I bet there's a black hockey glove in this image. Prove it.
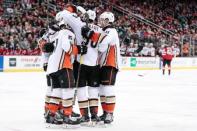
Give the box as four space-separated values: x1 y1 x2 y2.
81 25 94 39
39 28 47 38
77 45 87 55
42 43 54 53
43 63 48 72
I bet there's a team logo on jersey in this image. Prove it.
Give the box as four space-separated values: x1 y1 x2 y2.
9 58 16 67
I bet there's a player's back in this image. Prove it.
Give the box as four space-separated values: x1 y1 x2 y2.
47 29 75 74
98 27 120 69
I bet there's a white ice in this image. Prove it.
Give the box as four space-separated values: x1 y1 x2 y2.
0 70 197 131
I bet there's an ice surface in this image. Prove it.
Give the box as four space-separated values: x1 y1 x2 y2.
0 70 197 131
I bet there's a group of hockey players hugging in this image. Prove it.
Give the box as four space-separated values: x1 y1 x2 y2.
38 3 120 127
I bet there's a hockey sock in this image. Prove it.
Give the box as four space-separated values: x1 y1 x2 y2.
79 107 89 116
77 87 89 116
45 96 50 112
48 103 60 115
100 96 107 112
62 88 75 116
162 69 165 75
48 88 62 114
99 85 107 113
105 96 116 113
63 105 73 116
103 86 116 113
89 107 98 116
62 98 73 116
59 101 63 110
88 87 99 115
45 86 53 112
168 66 171 75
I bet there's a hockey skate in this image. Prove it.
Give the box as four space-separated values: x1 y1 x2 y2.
99 111 107 121
90 114 101 126
45 110 63 129
79 115 90 126
71 111 80 118
62 115 80 129
104 113 114 124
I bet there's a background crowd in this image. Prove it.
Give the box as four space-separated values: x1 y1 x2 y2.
0 0 196 56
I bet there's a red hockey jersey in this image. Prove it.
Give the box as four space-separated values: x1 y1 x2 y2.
161 47 174 60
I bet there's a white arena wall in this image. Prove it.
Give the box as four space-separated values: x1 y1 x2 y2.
0 56 197 72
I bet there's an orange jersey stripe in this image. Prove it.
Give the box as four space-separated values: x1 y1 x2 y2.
62 53 72 69
105 45 117 68
72 45 79 56
90 32 100 43
58 50 64 70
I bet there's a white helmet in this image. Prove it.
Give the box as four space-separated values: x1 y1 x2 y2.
87 10 96 21
55 11 63 22
77 6 86 15
99 12 115 23
58 20 70 29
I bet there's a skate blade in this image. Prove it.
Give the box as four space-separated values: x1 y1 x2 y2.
62 124 80 129
80 121 91 127
45 123 62 129
83 121 108 128
88 121 97 127
94 121 113 128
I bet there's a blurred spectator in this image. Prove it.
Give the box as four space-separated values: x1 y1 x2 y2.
182 42 189 57
0 0 196 56
172 44 180 57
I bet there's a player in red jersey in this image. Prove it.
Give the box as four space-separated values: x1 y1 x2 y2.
160 44 174 75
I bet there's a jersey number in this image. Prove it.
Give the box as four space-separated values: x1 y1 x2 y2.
83 39 98 48
52 39 59 52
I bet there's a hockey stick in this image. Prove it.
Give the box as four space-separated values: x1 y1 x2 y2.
73 55 83 105
73 14 89 105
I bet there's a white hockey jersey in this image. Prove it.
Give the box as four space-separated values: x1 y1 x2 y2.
60 10 103 66
37 33 51 65
46 29 76 75
98 27 120 69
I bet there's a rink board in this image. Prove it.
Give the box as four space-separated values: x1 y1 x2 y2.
0 56 197 72
3 56 43 72
120 57 197 70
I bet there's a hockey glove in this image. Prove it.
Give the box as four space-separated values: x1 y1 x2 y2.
43 63 48 72
42 43 54 53
77 45 87 55
81 25 94 39
39 28 47 38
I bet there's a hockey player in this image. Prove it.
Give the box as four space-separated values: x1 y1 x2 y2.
75 9 103 124
41 21 87 126
97 12 120 124
38 28 53 119
56 7 105 124
78 11 120 124
160 44 174 75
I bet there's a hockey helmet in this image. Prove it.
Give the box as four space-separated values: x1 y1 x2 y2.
86 10 96 21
